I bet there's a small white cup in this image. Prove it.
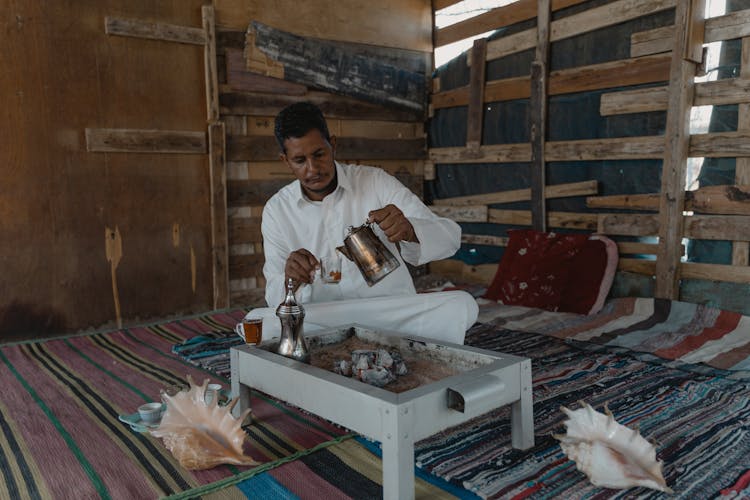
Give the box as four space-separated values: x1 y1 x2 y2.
205 383 222 405
138 402 163 424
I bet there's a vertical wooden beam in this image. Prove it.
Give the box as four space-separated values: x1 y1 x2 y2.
466 38 487 152
530 0 551 231
209 122 229 309
655 0 705 299
202 5 220 122
732 36 750 266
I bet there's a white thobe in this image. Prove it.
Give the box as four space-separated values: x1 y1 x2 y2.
251 162 477 344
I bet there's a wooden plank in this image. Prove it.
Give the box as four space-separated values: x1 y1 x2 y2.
619 258 656 275
434 0 587 48
655 0 704 299
228 215 263 242
227 135 425 162
689 131 750 158
85 128 207 154
598 213 660 236
733 37 750 266
601 78 750 116
484 0 675 62
229 253 264 279
587 193 660 211
686 215 750 241
685 185 750 215
630 26 673 57
600 86 668 116
435 180 597 206
249 21 426 113
461 234 508 247
245 114 421 138
466 39 487 152
220 90 422 121
704 8 750 43
424 161 435 181
428 259 498 286
208 123 229 309
627 9 750 56
545 135 665 161
530 0 551 232
228 179 293 207
224 49 307 95
681 261 750 283
104 16 207 45
487 209 598 230
618 242 661 255
433 54 670 109
429 135 663 164
433 0 463 11
429 205 488 222
202 6 220 122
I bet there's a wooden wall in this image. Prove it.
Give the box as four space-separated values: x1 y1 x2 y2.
428 0 750 313
212 0 432 307
0 0 211 341
0 0 432 340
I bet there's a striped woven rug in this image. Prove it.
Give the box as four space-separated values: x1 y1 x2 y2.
0 310 364 499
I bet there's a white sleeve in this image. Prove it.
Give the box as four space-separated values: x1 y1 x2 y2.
374 169 461 266
261 204 313 307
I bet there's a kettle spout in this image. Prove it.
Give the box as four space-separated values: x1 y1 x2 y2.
336 246 353 261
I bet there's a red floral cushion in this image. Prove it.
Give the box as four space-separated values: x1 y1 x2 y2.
484 230 618 314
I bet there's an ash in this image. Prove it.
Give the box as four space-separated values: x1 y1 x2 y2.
309 337 458 393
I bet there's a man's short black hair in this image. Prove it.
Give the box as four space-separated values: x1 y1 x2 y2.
274 101 331 153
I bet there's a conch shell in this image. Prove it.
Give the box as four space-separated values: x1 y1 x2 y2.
555 402 672 493
150 376 259 470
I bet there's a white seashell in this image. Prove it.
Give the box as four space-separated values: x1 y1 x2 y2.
555 402 672 493
150 375 258 470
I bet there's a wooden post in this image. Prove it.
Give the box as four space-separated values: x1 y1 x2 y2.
209 122 230 309
732 37 750 266
655 0 705 299
530 0 550 232
466 38 487 153
202 5 220 123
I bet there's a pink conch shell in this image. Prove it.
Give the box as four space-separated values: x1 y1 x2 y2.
555 402 672 493
150 376 259 470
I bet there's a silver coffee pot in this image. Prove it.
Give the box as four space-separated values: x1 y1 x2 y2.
275 278 310 363
336 221 401 287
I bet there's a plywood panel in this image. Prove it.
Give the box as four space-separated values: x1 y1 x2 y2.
213 0 432 52
0 0 209 339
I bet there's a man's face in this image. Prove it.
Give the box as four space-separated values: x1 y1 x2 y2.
280 129 337 201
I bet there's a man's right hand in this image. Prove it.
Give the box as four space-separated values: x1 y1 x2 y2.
284 248 319 286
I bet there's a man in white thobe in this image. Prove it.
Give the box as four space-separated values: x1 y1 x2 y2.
238 102 477 344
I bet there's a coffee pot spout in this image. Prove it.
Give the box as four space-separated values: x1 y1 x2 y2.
336 245 353 261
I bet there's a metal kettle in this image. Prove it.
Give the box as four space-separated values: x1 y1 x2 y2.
336 222 401 287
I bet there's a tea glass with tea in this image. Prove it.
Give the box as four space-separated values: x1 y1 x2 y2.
235 317 263 345
319 254 342 284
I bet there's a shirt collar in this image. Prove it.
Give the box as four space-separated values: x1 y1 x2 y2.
295 161 349 207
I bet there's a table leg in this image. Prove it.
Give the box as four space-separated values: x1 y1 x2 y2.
381 403 415 500
511 359 534 449
230 347 252 419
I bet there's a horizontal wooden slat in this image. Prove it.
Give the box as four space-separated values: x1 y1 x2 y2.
488 209 598 229
628 9 750 57
229 253 264 278
483 0 675 62
85 128 207 154
428 259 497 286
690 131 750 158
618 242 659 255
598 213 660 236
435 0 587 48
685 185 750 215
461 234 508 247
618 257 656 275
433 53 670 108
681 261 750 283
433 0 463 11
104 16 206 45
220 90 422 121
224 49 307 95
228 216 262 243
429 142 531 163
434 180 598 205
228 179 291 207
227 135 426 162
429 205 488 222
587 193 660 211
601 78 750 116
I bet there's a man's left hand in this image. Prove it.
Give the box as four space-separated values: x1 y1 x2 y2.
368 204 418 243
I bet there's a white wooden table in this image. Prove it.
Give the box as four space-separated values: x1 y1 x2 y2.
231 325 533 500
